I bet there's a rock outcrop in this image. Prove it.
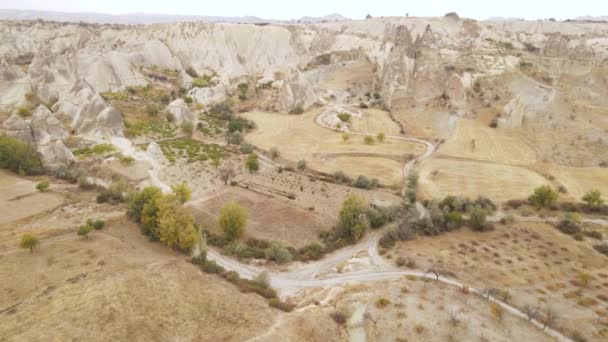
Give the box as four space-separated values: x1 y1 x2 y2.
278 70 318 112
166 99 193 124
189 84 229 107
2 114 34 145
52 79 124 136
30 105 70 145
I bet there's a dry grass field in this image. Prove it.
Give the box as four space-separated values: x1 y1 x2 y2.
417 157 550 202
245 110 423 185
386 222 608 341
0 209 278 342
349 108 403 136
438 118 538 166
0 171 64 225
550 165 608 199
190 187 332 248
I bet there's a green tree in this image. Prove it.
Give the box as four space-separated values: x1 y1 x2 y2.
529 186 558 208
141 192 164 238
156 195 199 251
245 154 259 173
582 190 604 209
20 233 39 253
338 194 369 242
171 182 192 204
36 181 49 192
218 202 247 240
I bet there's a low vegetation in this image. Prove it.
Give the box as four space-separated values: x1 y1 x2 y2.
0 136 43 175
72 143 116 158
19 233 39 253
159 138 224 164
124 119 177 139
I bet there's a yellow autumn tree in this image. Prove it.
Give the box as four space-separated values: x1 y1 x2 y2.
156 195 199 251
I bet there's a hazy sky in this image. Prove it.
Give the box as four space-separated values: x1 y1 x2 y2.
1 0 605 20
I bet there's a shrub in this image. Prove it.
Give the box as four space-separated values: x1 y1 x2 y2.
337 112 351 122
145 104 158 116
334 171 351 184
593 244 608 257
201 260 225 274
529 186 558 208
118 154 135 165
556 219 581 235
469 207 491 232
269 147 280 159
0 136 43 175
90 219 105 230
36 181 50 192
268 298 295 312
171 182 192 204
583 230 602 240
78 225 93 239
297 242 325 261
582 190 604 209
377 132 385 142
239 142 254 154
97 180 128 204
181 120 194 134
219 202 247 240
331 311 347 324
342 134 350 142
396 256 407 267
359 102 369 109
227 131 244 145
444 211 464 230
296 159 306 170
352 175 378 189
337 194 369 242
227 118 254 133
183 96 193 104
245 154 259 173
288 106 304 115
210 101 234 120
375 298 391 308
366 207 388 228
363 136 374 145
20 233 39 253
265 242 293 264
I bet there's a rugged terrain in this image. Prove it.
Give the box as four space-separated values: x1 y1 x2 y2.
1 14 608 342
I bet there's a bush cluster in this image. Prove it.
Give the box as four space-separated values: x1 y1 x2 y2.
0 136 43 175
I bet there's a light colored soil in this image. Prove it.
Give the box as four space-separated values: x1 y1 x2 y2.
0 216 277 342
280 279 552 342
387 222 608 341
320 61 374 91
438 118 538 166
245 110 422 185
190 186 331 248
418 157 549 202
0 171 64 225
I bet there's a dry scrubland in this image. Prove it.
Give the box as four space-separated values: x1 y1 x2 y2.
386 222 608 340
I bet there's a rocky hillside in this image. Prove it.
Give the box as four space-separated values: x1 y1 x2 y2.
1 16 608 167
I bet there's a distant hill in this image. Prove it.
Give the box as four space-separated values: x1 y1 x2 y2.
575 15 608 22
0 9 349 25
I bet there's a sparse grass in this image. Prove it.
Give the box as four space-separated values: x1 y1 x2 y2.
72 144 116 158
197 114 227 135
159 138 224 164
375 297 391 308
